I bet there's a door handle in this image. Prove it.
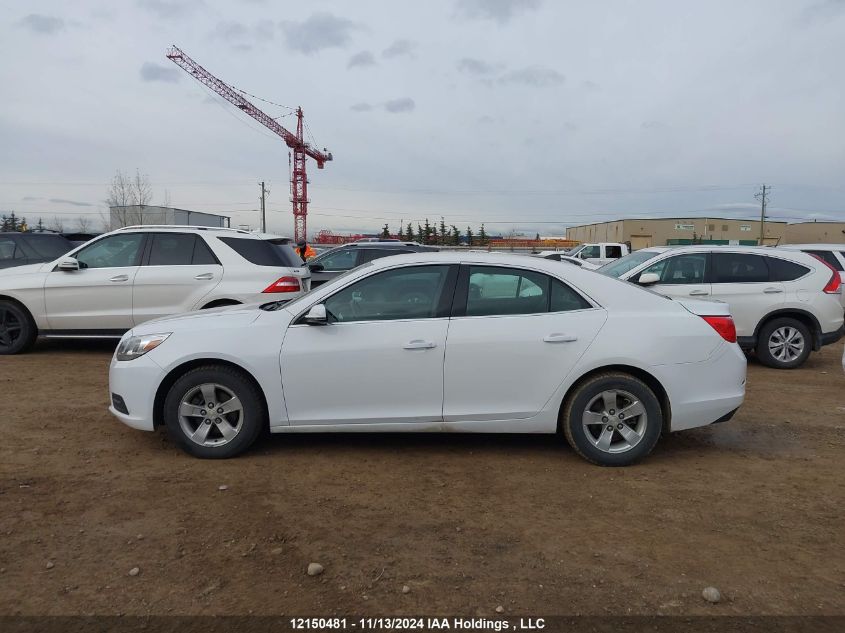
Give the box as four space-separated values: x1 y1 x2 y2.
194 273 215 280
543 333 578 343
109 274 129 282
688 289 710 296
763 287 783 294
403 340 437 350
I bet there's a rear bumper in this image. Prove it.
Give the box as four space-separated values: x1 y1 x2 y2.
820 325 844 348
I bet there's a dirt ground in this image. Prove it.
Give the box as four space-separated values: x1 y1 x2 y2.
1 340 844 618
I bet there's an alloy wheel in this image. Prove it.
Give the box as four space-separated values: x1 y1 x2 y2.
178 383 244 447
581 389 648 454
0 307 23 349
768 326 805 363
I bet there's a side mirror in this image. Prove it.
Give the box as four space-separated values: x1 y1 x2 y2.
638 272 660 286
57 257 80 271
308 263 325 273
303 304 328 325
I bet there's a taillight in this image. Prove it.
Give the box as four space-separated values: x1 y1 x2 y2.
701 315 737 343
262 276 301 293
809 254 842 294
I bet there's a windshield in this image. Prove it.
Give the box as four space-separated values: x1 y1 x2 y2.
597 250 660 278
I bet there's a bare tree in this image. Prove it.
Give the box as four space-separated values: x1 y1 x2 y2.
105 169 153 228
161 188 172 208
76 216 92 233
50 216 65 232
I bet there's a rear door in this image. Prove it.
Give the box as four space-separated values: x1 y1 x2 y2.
44 233 145 332
710 252 783 338
132 233 223 324
631 252 711 300
443 265 605 422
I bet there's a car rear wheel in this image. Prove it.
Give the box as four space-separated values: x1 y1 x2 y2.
561 372 662 466
163 365 266 458
0 300 37 355
756 317 811 369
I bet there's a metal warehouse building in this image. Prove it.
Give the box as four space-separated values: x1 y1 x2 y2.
108 206 230 230
565 218 845 248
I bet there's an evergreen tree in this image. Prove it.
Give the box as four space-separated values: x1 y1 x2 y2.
397 224 404 240
439 217 447 245
432 225 438 244
381 224 390 239
406 222 414 242
36 217 45 232
466 226 474 247
451 225 461 246
423 218 432 245
417 223 423 243
479 224 488 245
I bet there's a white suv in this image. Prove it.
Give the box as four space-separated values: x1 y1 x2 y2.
0 226 310 354
777 244 845 309
599 245 843 369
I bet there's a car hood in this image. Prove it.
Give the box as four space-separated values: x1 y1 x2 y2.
131 302 272 335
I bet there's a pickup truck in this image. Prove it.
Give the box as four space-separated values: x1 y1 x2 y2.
567 242 629 266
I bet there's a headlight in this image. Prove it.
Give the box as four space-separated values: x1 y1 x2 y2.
116 333 171 361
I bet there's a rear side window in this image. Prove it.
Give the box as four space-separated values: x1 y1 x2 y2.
605 245 622 258
192 237 219 265
218 237 288 267
23 235 72 258
264 239 305 267
767 257 810 281
148 233 196 266
712 253 768 283
464 266 589 316
550 279 591 311
805 250 843 272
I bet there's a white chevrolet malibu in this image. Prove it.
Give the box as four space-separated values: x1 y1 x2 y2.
109 252 746 466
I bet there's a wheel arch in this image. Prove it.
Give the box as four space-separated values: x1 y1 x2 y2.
153 358 269 429
557 364 672 434
753 309 821 350
0 294 37 328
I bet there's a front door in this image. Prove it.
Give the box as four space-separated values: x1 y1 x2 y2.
44 233 145 332
443 265 606 422
132 233 223 324
281 264 456 426
632 252 711 301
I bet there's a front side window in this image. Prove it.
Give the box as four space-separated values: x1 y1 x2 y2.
323 265 451 323
74 234 144 269
637 253 707 285
465 266 588 316
712 253 768 283
579 245 600 259
314 248 359 271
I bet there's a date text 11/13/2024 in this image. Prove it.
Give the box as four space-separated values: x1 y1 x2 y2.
290 617 547 630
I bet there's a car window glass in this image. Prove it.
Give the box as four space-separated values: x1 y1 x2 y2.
218 236 288 266
466 266 550 316
598 250 660 278
74 234 144 269
550 279 591 311
192 237 219 265
605 245 622 258
148 234 196 266
324 265 450 323
24 235 72 259
315 248 359 271
0 238 21 260
580 245 600 259
713 253 768 283
805 250 843 271
264 240 302 267
768 257 810 281
358 248 407 264
640 253 707 284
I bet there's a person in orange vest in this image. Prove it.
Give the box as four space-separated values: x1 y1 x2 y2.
296 239 316 262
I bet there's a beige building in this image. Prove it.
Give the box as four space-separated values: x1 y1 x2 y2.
565 218 786 249
783 221 845 244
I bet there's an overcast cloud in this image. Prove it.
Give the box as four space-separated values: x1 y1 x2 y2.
1 0 844 236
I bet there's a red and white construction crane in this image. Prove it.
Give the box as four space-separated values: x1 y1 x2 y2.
165 45 332 242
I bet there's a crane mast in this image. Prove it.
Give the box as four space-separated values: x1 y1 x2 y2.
165 45 332 242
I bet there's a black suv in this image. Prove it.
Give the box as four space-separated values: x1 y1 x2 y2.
0 232 74 270
307 241 438 287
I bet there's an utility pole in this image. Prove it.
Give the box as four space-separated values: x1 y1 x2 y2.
754 184 770 245
259 181 269 233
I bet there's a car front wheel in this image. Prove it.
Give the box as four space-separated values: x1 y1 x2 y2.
756 318 811 369
0 300 37 355
561 372 663 466
163 365 266 458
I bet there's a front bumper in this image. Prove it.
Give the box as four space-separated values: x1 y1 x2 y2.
108 354 164 431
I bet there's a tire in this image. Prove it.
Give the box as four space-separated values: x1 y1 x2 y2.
561 372 663 467
755 317 811 369
163 365 266 458
0 300 37 355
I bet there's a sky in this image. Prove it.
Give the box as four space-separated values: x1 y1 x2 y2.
1 0 844 237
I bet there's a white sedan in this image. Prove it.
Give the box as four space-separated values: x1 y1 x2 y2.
108 252 746 466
